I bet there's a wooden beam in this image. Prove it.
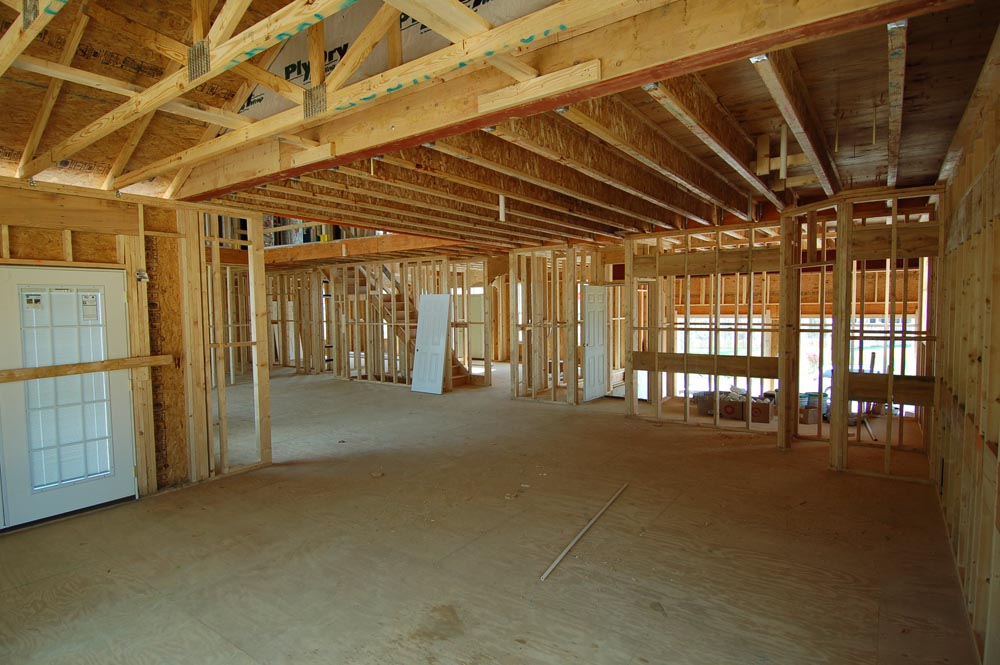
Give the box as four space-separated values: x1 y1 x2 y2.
478 60 598 114
0 0 71 78
938 18 1000 183
119 4 399 193
12 55 251 129
170 0 962 201
192 0 211 42
166 48 286 198
264 234 463 265
19 0 354 179
886 20 907 188
0 355 173 384
489 113 712 223
83 3 188 64
557 95 749 219
16 6 88 178
384 0 537 81
386 14 403 68
102 114 157 190
206 0 253 45
0 186 138 234
433 131 674 227
234 62 305 105
308 21 326 86
324 4 399 94
751 49 842 195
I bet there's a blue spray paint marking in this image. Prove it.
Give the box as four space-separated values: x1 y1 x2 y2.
457 61 467 68
244 47 266 58
335 102 357 111
485 50 495 57
543 29 551 37
520 35 534 44
387 83 403 93
44 0 68 15
559 24 567 31
276 32 293 41
360 93 377 101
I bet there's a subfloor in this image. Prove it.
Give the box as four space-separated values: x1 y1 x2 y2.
0 365 976 664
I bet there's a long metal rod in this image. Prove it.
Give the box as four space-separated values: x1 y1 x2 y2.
540 482 629 581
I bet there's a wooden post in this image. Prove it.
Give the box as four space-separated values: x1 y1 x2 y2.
247 213 272 466
565 246 578 405
178 210 211 482
624 238 636 416
830 203 854 469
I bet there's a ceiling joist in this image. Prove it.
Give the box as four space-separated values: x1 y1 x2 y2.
751 49 842 196
557 95 749 219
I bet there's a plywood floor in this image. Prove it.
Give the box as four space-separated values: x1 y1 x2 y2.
0 365 976 664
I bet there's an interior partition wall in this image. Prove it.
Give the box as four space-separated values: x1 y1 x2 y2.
781 188 942 480
624 225 782 434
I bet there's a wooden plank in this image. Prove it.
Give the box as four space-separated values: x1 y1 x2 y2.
308 21 326 86
20 0 355 178
851 223 940 259
0 187 138 235
631 352 780 379
234 62 305 104
0 355 173 384
887 19 908 188
752 49 842 196
265 234 463 265
846 372 935 406
478 60 600 114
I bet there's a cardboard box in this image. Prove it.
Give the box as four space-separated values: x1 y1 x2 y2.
719 399 745 420
799 407 819 425
751 401 776 423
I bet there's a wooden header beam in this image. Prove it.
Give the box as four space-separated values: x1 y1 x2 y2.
264 234 465 265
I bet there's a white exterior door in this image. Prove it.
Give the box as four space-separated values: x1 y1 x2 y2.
583 285 609 402
411 294 452 395
0 267 136 528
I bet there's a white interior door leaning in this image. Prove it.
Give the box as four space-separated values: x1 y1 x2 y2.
0 267 137 528
583 285 609 402
411 294 453 395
